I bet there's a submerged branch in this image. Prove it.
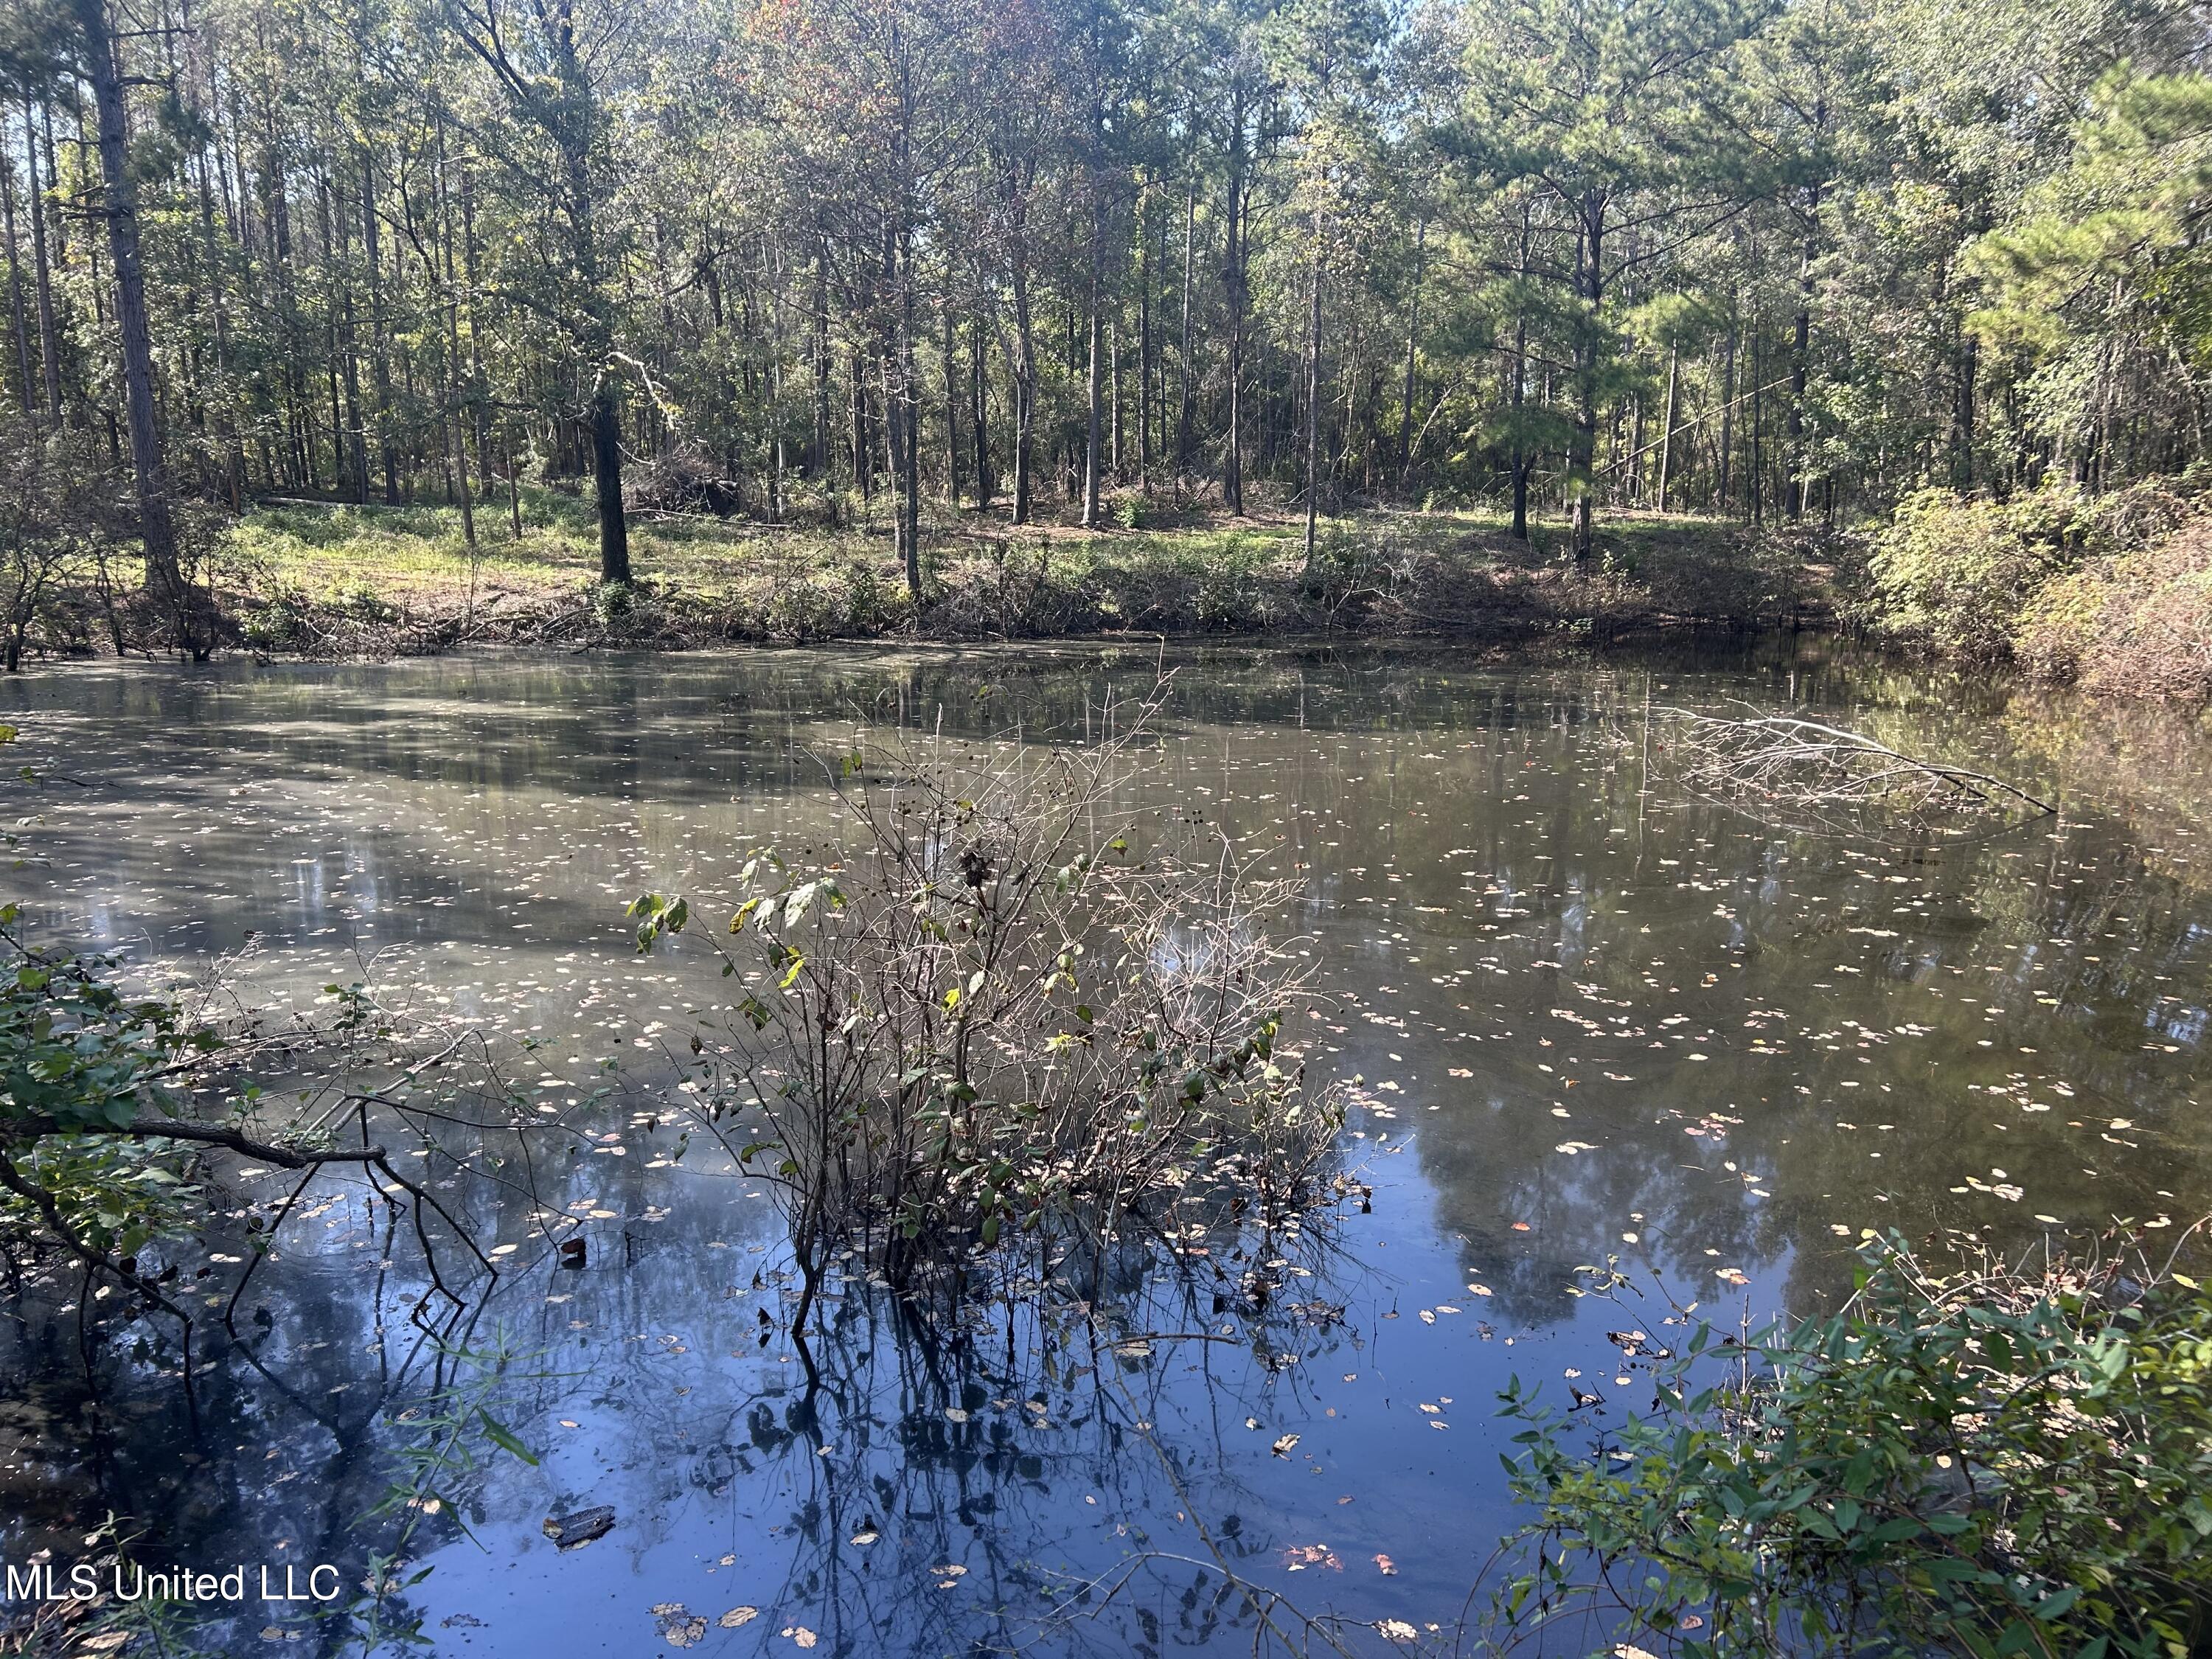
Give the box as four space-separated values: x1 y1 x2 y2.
1660 707 2057 830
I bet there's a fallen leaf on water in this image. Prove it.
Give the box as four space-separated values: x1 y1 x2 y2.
720 1608 759 1628
782 1629 818 1649
1373 1554 1397 1575
1379 1620 1419 1642
1272 1433 1301 1456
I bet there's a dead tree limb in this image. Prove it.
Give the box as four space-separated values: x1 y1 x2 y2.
1660 709 2056 827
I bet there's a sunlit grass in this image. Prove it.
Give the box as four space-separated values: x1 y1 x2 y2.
211 485 1780 649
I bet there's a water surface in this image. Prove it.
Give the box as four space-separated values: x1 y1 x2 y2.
2 639 2206 1656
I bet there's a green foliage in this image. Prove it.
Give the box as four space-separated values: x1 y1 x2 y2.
1971 71 2212 459
1497 1232 2212 1658
1868 488 2095 660
0 919 220 1256
0 915 217 1135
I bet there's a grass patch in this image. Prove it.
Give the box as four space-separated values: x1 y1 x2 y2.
180 488 1818 657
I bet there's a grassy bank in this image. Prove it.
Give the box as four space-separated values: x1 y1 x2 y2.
189 488 1812 658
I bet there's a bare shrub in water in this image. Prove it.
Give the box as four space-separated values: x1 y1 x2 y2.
629 678 1341 1311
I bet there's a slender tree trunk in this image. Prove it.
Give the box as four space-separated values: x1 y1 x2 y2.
942 283 960 509
1511 313 1529 540
1399 214 1425 479
1657 346 1679 512
897 223 921 597
1009 180 1035 525
810 240 830 479
1137 190 1152 494
1718 303 1737 514
1223 94 1249 516
851 347 870 504
1786 128 1822 522
1177 177 1194 484
435 116 475 551
361 152 399 504
1952 334 1977 491
1301 218 1324 571
970 300 991 507
24 99 61 420
1750 302 1765 526
77 0 192 647
1 144 32 414
1082 204 1104 529
1570 195 1601 562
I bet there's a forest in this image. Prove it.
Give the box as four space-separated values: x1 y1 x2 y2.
0 0 2208 670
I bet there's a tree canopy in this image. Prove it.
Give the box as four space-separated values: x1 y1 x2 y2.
5 0 2208 587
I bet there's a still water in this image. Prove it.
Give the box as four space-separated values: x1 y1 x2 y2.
1 639 2206 1656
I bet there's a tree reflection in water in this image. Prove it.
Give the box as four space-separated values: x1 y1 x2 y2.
0 638 2208 1655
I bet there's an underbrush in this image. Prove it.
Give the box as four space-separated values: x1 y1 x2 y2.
1864 473 2212 698
1496 1228 2212 1658
627 677 1346 1325
210 503 1806 657
0 490 1820 666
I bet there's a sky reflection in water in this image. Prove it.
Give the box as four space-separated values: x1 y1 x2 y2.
1 638 2206 1656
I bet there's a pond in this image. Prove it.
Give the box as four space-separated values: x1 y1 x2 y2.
1 638 2206 1657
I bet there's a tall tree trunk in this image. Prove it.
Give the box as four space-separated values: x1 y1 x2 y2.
1509 206 1531 540
1082 204 1104 529
1717 302 1737 514
1511 313 1529 540
1398 214 1425 479
1137 189 1152 493
896 221 921 598
1301 219 1324 572
1569 194 1601 562
361 152 399 504
1009 178 1035 525
1656 346 1679 512
1786 116 1822 523
1223 91 1249 516
970 300 991 507
435 116 476 552
1952 333 1977 491
76 0 192 648
24 99 61 420
810 239 830 479
591 379 630 583
1 144 32 414
330 177 368 501
942 284 960 509
1177 177 1194 484
1749 302 1764 526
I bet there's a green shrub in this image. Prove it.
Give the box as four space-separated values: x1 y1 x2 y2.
1496 1231 2212 1658
1868 487 2093 661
